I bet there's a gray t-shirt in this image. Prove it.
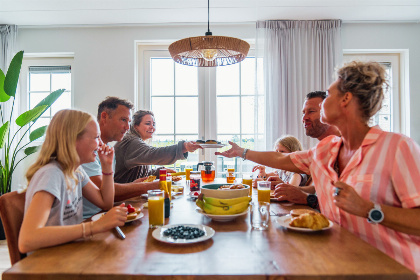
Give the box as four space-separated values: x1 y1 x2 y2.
24 160 90 226
81 151 116 219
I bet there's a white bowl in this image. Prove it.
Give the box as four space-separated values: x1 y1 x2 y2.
201 183 250 199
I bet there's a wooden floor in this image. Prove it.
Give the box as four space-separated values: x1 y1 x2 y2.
0 240 11 280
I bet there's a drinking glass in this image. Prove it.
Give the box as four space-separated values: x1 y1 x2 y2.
250 201 270 230
257 181 271 203
242 174 253 196
148 190 164 229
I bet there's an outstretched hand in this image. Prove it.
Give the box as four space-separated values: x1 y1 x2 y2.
215 141 243 158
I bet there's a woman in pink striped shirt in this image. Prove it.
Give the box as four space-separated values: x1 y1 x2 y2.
216 61 420 277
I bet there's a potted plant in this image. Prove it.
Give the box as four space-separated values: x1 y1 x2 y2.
0 50 64 198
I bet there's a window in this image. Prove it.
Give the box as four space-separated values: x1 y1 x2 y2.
139 46 257 176
20 57 74 142
343 52 409 135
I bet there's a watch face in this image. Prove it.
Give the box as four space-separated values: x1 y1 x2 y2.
370 210 383 221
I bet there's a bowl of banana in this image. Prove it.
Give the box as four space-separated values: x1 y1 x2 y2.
195 194 251 222
201 183 250 199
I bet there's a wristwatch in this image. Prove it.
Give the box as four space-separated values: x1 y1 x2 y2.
367 203 384 224
306 194 319 209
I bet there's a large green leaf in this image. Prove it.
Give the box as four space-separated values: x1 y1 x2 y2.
29 125 47 141
0 121 10 148
15 106 47 127
31 88 65 122
24 146 40 156
0 69 10 102
4 51 24 98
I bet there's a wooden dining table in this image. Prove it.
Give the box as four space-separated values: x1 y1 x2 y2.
3 179 416 280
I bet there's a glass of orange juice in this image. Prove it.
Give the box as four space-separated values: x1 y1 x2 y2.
257 181 271 203
242 174 253 196
185 168 193 181
148 190 164 229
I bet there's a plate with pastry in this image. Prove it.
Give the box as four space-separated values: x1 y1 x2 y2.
276 211 333 232
199 140 225 148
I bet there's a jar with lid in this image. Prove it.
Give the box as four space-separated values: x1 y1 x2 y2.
227 168 236 183
197 161 215 183
189 171 201 192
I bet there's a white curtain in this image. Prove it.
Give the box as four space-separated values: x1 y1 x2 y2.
255 20 342 151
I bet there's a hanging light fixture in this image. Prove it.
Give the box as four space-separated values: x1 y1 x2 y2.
168 0 250 67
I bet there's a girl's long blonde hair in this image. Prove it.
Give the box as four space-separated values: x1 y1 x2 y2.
274 135 303 153
26 109 95 190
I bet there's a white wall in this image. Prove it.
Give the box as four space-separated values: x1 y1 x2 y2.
13 22 420 189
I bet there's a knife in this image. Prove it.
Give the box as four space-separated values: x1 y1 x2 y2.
115 226 126 239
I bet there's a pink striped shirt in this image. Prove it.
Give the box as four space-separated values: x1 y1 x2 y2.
290 126 420 277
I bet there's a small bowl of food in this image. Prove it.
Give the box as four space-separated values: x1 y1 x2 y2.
201 183 250 199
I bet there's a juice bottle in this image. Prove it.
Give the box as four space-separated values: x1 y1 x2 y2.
189 171 201 192
227 168 236 183
159 169 170 218
166 173 172 200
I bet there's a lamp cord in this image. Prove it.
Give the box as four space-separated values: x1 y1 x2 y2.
207 0 210 33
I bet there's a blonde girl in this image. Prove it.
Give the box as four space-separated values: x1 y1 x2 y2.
252 135 307 187
19 109 127 254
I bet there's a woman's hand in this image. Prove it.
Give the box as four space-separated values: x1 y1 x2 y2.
215 141 243 158
97 142 114 173
267 176 284 188
93 204 127 233
183 141 203 153
333 181 372 217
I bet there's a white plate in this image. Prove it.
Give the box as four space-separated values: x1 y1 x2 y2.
91 212 144 224
189 191 200 199
195 208 249 222
276 214 333 232
152 224 215 244
199 144 225 148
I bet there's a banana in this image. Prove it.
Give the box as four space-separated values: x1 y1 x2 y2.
201 200 250 215
196 199 205 210
203 195 251 207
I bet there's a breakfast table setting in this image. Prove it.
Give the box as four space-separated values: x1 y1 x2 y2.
3 172 416 280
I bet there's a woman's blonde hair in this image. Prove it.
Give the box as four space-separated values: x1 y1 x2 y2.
274 135 303 153
337 61 388 123
26 109 95 190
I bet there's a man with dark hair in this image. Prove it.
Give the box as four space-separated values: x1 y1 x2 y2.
270 91 340 207
82 96 159 219
302 91 339 141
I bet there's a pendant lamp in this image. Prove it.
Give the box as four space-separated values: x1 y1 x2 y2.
168 0 250 67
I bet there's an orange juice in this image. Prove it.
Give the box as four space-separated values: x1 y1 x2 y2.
227 168 235 183
242 178 253 195
185 168 193 180
148 196 164 228
166 180 172 200
258 188 271 203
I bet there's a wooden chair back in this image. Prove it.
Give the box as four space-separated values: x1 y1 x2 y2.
0 191 27 265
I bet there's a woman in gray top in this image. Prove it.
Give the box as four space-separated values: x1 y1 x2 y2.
114 110 201 183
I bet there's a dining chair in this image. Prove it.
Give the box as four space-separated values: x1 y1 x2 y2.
0 191 27 265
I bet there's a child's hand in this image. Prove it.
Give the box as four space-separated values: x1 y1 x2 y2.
97 142 114 170
252 165 267 178
94 203 127 232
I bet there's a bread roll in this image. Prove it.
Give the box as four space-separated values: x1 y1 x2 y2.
290 209 316 217
144 175 156 182
289 212 329 230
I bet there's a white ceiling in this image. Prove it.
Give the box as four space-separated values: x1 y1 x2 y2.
0 0 419 27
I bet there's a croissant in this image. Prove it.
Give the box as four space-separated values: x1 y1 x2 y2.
144 175 156 182
289 212 329 230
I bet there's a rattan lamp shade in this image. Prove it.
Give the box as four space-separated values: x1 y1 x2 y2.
169 35 250 67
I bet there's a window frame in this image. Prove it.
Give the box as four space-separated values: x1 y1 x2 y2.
343 50 410 136
19 54 75 143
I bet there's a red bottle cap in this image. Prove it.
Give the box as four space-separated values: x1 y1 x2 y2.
159 169 167 181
